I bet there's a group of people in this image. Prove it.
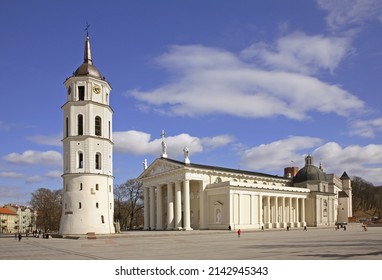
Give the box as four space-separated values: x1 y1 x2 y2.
15 229 51 241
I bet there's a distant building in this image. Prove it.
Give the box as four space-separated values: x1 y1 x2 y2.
139 153 352 230
1 205 37 233
0 207 17 234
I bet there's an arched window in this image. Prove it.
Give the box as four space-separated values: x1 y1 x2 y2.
77 114 83 135
95 116 102 136
95 153 101 170
78 152 83 169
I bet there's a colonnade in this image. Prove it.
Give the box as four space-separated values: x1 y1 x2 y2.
144 180 307 230
144 180 205 230
261 195 306 228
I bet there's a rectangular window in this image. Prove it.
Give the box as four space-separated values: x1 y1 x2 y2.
96 184 99 191
96 202 99 208
78 114 83 135
78 86 85 101
101 215 104 224
79 202 82 209
80 183 83 191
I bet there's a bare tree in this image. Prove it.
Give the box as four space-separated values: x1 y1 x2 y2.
114 179 144 230
29 188 62 232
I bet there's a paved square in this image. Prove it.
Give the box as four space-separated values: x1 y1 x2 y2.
1 225 381 260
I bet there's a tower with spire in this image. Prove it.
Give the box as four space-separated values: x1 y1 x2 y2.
59 29 115 235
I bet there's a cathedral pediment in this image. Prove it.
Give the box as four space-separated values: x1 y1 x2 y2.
139 158 184 179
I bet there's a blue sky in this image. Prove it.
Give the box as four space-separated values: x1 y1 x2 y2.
1 0 382 205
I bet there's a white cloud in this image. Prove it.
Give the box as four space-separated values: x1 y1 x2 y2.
313 142 382 185
3 150 62 166
240 137 382 185
45 170 61 178
240 136 323 171
114 130 234 158
349 117 382 137
25 176 45 184
130 44 364 120
0 172 24 179
201 135 235 150
28 133 62 146
317 0 382 30
241 32 352 74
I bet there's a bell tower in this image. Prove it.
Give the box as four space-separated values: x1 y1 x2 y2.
59 30 115 235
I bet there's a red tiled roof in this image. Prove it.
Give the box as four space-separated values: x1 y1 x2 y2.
0 207 17 215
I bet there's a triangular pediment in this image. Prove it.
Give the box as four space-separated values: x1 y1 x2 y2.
138 158 184 179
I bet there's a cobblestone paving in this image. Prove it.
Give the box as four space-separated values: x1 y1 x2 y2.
1 225 381 260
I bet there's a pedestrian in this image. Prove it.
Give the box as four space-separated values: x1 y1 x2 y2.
237 229 241 238
303 226 307 231
18 233 22 242
287 226 289 231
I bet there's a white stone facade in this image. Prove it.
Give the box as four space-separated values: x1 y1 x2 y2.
139 157 352 231
59 35 115 235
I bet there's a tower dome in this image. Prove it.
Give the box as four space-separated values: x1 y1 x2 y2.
293 155 326 183
73 35 104 79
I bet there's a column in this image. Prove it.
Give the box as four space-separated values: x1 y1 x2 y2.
295 197 300 227
143 187 149 230
258 194 263 229
281 196 286 228
149 186 156 230
156 185 163 230
289 197 293 228
183 180 192 230
199 181 207 229
167 182 174 230
301 198 306 227
274 196 279 228
174 181 182 230
266 196 271 228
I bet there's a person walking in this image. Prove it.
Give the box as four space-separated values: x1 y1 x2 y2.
18 233 22 242
237 229 241 238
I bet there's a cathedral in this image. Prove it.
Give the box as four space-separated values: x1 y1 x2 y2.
139 143 352 230
58 31 352 234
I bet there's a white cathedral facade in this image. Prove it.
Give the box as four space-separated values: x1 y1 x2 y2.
139 146 353 231
59 33 115 235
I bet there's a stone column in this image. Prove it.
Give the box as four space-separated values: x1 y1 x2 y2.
274 196 279 228
289 197 293 228
266 196 271 228
199 181 207 229
183 180 192 230
301 198 306 227
156 185 163 230
167 182 174 230
149 186 156 230
295 197 300 227
174 181 182 230
259 194 263 229
143 187 149 230
282 197 286 228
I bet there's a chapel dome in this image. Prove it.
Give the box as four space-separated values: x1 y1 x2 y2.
293 155 326 183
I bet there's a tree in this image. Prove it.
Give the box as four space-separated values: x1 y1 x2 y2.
29 188 62 232
114 179 144 230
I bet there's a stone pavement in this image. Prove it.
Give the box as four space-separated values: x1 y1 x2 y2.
1 224 381 260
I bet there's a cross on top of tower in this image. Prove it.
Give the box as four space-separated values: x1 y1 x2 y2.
85 22 90 37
